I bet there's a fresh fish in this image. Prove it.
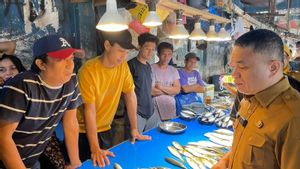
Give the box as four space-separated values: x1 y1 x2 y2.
208 135 232 147
114 163 122 169
172 141 184 151
186 145 217 157
227 120 233 128
201 158 214 168
203 147 226 156
207 116 216 123
184 146 204 158
215 115 227 122
167 146 184 162
216 120 223 126
178 149 194 158
165 157 187 169
188 141 223 148
180 111 196 119
203 112 213 118
221 121 227 128
186 157 200 169
207 157 218 166
193 158 206 169
200 116 215 124
182 107 195 112
205 132 233 142
214 109 225 118
181 110 196 116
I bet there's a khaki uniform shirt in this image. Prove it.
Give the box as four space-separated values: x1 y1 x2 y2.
228 77 300 169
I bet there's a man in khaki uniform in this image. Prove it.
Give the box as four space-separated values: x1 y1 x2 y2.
212 29 300 169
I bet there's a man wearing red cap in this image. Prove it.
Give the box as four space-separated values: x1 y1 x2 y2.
0 35 82 169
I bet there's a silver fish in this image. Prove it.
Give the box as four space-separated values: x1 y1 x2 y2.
114 163 122 169
185 145 216 157
181 110 196 116
165 157 187 169
203 112 213 118
172 141 184 151
186 157 200 169
201 158 214 168
180 111 196 119
205 132 233 142
167 146 184 162
188 141 223 148
226 120 233 128
178 149 194 158
207 135 232 147
184 146 204 158
193 158 206 169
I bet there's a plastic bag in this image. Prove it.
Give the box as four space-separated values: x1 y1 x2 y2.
175 92 202 115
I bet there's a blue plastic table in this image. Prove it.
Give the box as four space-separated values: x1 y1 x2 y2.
79 118 218 169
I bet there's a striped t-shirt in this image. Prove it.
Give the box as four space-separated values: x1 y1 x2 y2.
0 70 82 168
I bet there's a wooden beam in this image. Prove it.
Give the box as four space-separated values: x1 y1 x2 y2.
133 0 230 23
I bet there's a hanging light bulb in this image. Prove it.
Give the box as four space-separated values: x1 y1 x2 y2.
143 0 162 27
206 20 219 41
96 0 128 32
218 23 231 41
169 9 189 39
189 16 207 40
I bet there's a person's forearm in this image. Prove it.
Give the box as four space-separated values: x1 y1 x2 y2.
221 151 231 166
182 84 205 93
0 137 26 169
160 85 180 95
84 109 100 151
124 92 138 131
151 87 164 96
63 119 80 165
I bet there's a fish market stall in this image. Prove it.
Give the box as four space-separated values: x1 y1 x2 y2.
79 115 233 169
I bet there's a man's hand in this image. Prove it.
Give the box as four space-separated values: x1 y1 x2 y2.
155 83 163 90
211 159 228 169
91 148 115 168
131 129 152 144
211 151 231 169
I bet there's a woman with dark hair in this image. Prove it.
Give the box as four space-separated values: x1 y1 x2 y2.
0 54 26 86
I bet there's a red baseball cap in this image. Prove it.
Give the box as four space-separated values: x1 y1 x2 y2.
33 35 80 59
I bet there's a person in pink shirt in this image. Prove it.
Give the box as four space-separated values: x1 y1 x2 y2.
151 42 180 120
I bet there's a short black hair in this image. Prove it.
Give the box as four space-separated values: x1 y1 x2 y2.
0 54 26 72
138 33 159 47
99 30 135 50
157 42 173 55
185 52 200 61
234 29 284 63
30 54 48 73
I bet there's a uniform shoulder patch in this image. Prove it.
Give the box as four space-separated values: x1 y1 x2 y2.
281 88 300 117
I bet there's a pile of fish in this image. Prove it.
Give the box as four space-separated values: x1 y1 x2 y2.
180 107 233 129
165 129 233 169
209 96 233 109
198 109 233 129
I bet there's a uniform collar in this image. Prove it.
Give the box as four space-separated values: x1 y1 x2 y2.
254 76 290 108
